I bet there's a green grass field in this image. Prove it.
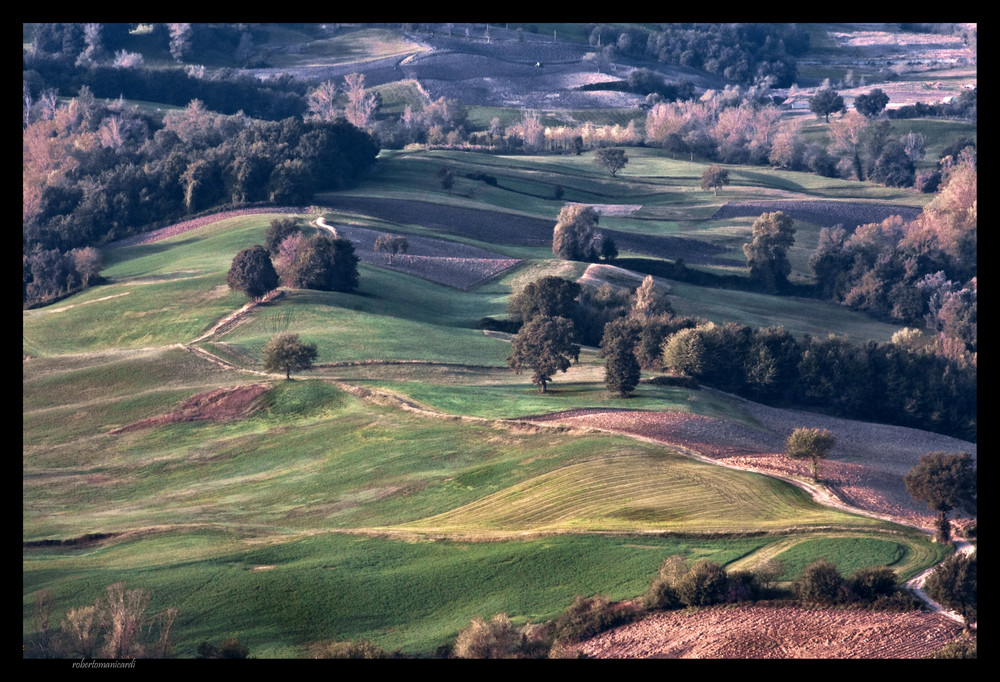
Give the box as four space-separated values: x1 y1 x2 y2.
24 142 948 658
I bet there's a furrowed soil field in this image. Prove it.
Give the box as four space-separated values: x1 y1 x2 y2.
569 605 965 659
319 220 521 289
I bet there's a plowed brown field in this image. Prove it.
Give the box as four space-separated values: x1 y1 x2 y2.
568 605 965 659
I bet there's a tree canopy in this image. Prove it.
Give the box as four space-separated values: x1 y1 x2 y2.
508 276 581 323
904 451 976 542
261 332 318 379
810 88 846 122
785 427 836 482
507 316 580 393
552 204 600 261
743 211 796 292
854 88 889 119
700 164 730 196
601 318 642 398
226 244 278 300
594 147 628 177
284 232 359 293
923 551 976 626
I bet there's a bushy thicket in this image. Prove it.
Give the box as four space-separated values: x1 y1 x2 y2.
792 560 917 609
25 583 178 659
641 555 765 611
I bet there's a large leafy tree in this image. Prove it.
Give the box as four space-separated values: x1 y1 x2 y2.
601 318 642 398
226 245 278 300
854 88 889 119
785 427 836 482
904 451 976 542
508 276 581 324
507 316 580 393
552 204 600 261
285 232 359 293
809 88 846 122
594 147 628 177
743 211 796 292
262 332 318 379
700 164 729 196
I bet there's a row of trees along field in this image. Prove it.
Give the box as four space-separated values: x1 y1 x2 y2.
500 260 974 441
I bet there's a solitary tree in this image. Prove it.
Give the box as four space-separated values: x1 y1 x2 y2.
904 451 976 543
785 427 836 482
854 88 889 119
700 164 729 196
743 211 796 292
507 316 580 393
373 234 409 264
552 204 600 261
227 245 279 300
595 147 628 177
810 88 846 122
600 318 642 398
262 332 318 379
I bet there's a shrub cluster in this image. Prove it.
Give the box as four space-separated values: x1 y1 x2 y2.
792 560 917 609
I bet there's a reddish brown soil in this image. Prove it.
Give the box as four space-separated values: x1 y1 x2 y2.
568 605 966 659
109 384 270 433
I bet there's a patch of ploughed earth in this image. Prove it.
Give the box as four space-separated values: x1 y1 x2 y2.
567 605 966 659
109 384 270 433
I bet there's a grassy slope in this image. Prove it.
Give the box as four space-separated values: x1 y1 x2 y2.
24 147 945 657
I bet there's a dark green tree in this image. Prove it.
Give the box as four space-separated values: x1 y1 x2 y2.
226 245 278 300
743 211 796 292
923 551 976 627
262 332 318 379
508 276 581 323
286 233 359 293
810 88 846 122
904 452 977 543
264 217 299 255
847 565 899 602
854 88 889 119
599 235 618 262
594 147 628 177
600 318 642 398
675 560 729 607
793 559 847 604
507 316 580 393
785 427 837 482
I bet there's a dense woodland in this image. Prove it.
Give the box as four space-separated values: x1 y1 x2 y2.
23 23 975 441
